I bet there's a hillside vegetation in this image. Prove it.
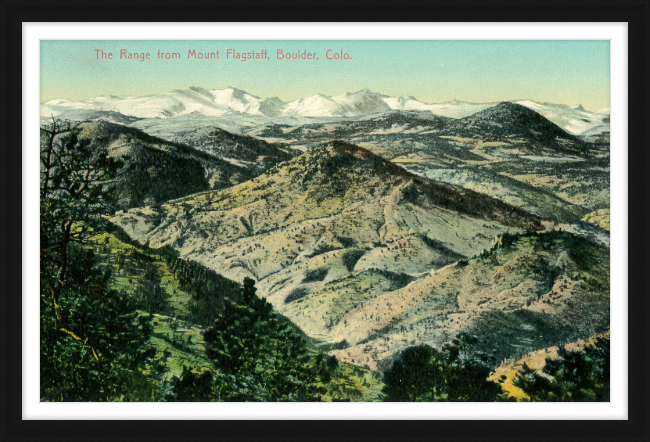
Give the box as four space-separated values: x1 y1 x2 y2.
251 105 608 224
55 121 262 209
85 226 384 401
488 332 610 400
110 142 608 373
170 126 297 173
328 230 609 371
110 142 544 346
41 97 611 402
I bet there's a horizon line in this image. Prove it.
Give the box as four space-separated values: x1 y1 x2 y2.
41 86 608 112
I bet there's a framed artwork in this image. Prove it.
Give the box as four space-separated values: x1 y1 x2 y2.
1 1 649 441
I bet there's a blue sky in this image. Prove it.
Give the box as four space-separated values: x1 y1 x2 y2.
41 40 610 111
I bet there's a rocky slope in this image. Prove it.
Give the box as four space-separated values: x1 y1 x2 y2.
328 231 609 371
110 140 541 329
110 143 608 372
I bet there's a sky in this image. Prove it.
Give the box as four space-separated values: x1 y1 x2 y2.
41 40 610 111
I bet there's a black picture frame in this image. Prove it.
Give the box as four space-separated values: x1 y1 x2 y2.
2 1 649 441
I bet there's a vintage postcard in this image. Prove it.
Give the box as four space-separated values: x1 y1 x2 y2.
40 40 610 402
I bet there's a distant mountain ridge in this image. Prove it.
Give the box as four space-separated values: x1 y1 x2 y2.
42 87 609 136
167 125 297 172
441 102 586 150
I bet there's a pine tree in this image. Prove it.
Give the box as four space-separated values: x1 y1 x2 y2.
203 278 323 401
383 335 508 402
166 366 214 402
514 336 610 401
40 120 156 401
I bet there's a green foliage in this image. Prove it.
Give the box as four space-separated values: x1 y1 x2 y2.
285 287 310 304
499 231 519 250
76 122 219 209
342 249 365 272
41 247 158 401
302 267 329 283
105 222 179 257
164 254 241 326
314 354 339 383
40 120 157 401
477 229 609 298
166 366 214 402
203 278 326 401
514 336 610 402
83 227 378 402
115 145 208 209
133 263 170 314
382 335 507 402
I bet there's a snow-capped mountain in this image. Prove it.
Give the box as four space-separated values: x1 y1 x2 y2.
513 100 610 138
42 87 277 119
595 107 610 115
41 87 609 137
282 94 348 117
331 90 393 115
385 98 496 119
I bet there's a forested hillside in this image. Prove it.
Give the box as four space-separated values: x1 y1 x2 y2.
40 107 610 403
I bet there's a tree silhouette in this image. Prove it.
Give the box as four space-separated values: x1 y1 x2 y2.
40 120 154 401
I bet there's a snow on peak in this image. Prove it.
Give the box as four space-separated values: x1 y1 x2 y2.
283 94 343 117
515 100 609 136
40 87 610 136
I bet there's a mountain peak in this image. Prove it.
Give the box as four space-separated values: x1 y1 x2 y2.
348 89 376 96
443 101 584 149
275 140 422 185
227 86 256 98
473 101 550 118
41 89 607 136
208 86 261 101
494 101 526 110
262 96 285 104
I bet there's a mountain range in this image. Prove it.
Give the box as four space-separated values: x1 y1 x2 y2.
41 78 612 400
43 86 610 377
110 140 608 371
48 121 298 210
42 87 610 138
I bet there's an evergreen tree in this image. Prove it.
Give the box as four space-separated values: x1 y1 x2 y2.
382 345 439 401
383 335 507 402
163 253 241 326
203 278 323 401
40 120 156 401
514 336 610 402
166 366 214 402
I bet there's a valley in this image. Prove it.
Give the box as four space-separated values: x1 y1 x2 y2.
41 87 611 401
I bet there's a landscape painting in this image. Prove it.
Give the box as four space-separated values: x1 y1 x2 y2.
40 40 610 402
